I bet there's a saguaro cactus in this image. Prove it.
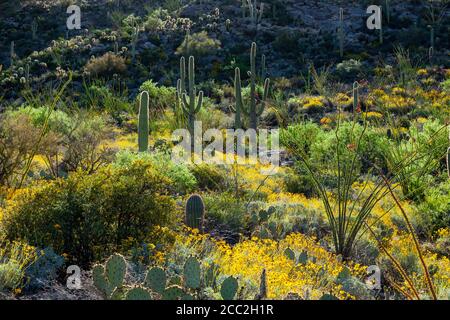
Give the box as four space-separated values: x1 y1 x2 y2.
185 194 205 231
31 19 38 40
232 42 270 130
353 81 359 111
247 0 264 30
138 91 149 152
180 56 203 152
10 41 15 66
338 8 344 58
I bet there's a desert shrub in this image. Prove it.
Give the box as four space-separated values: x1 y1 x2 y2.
24 247 64 292
283 170 316 197
1 161 177 266
190 163 227 191
85 52 127 79
82 84 133 124
417 180 450 237
114 150 196 195
176 31 221 57
203 192 247 235
139 80 176 112
335 59 363 82
59 111 115 174
384 120 448 201
0 113 46 186
0 240 37 292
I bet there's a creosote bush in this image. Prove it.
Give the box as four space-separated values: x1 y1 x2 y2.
85 52 127 78
1 160 177 266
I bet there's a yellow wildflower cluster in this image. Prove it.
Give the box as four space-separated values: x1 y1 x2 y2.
213 233 365 300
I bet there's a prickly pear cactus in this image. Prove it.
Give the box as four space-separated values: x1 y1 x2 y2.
220 276 238 300
284 248 295 261
106 253 127 288
183 256 201 289
162 285 184 300
125 287 152 300
185 194 205 231
93 253 127 298
298 251 308 265
144 267 167 294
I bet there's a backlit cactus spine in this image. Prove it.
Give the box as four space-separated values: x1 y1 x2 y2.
180 56 203 152
232 42 270 130
185 194 205 232
138 91 149 152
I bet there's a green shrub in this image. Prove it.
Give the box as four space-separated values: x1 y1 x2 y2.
1 161 177 266
418 180 450 237
190 164 227 192
176 31 221 57
85 52 127 79
139 80 176 112
114 150 197 195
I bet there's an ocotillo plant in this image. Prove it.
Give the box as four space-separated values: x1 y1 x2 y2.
185 194 205 232
338 8 344 58
232 42 270 130
180 56 203 152
138 91 149 152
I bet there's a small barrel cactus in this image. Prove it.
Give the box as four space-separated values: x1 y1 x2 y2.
185 194 205 231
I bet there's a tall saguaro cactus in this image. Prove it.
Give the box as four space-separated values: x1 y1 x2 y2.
232 42 270 130
353 81 359 112
10 41 15 66
180 56 203 152
338 8 344 58
138 91 149 152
